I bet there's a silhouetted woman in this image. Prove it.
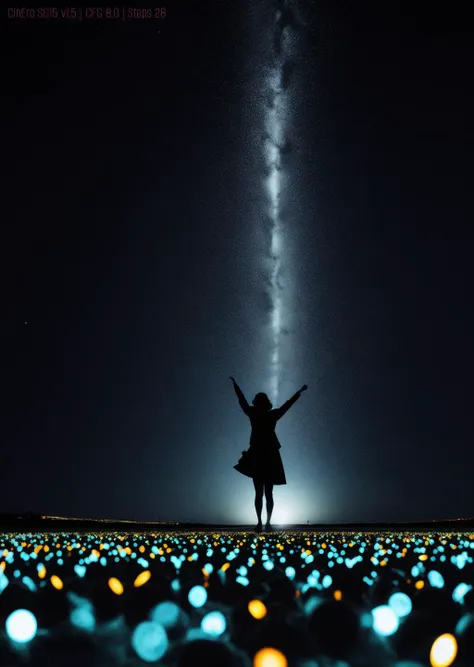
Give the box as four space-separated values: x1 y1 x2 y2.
230 376 308 532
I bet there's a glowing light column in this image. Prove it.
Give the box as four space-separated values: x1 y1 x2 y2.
262 4 294 404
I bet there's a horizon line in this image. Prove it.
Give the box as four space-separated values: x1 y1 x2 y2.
2 513 473 526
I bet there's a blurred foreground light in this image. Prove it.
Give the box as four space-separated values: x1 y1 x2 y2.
254 647 288 667
50 575 63 590
388 592 412 618
134 570 151 587
430 633 457 667
5 609 38 643
427 571 445 589
171 578 180 592
188 585 207 608
108 578 124 595
452 582 472 604
131 621 168 662
150 601 180 628
236 576 250 586
22 576 36 592
455 612 474 635
304 595 323 616
70 606 96 632
372 605 399 636
201 610 226 637
248 599 267 620
0 569 9 593
186 627 208 641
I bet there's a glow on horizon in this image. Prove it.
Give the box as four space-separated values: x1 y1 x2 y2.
230 489 308 525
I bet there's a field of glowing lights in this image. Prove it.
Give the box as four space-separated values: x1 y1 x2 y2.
1 530 474 667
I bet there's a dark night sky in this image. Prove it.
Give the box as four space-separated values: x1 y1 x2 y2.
2 2 473 524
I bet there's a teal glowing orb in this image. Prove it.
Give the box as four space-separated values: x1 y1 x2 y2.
188 585 207 608
453 582 472 604
150 601 181 628
131 621 168 662
70 606 96 631
201 610 226 637
427 570 445 588
371 605 400 636
5 609 38 643
388 592 412 618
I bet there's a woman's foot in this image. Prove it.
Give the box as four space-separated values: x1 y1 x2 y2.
254 523 263 532
265 522 273 531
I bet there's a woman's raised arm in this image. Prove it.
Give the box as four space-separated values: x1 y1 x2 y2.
230 376 251 416
273 384 308 420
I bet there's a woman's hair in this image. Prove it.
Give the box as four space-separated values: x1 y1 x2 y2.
252 392 273 411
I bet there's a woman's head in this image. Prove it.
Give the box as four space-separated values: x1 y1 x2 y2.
252 392 272 411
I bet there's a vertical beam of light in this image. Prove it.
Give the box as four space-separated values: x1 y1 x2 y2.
262 1 298 404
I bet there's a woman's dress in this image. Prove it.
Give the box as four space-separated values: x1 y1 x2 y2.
233 391 301 485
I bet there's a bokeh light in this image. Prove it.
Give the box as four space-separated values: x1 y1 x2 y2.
248 599 267 619
188 585 207 608
371 605 400 636
134 570 151 587
131 620 168 662
254 647 288 667
430 633 457 667
201 610 226 637
0 529 472 666
108 577 124 595
150 601 181 628
5 609 38 643
388 592 412 618
70 605 96 631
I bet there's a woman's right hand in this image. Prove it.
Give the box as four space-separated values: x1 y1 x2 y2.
300 384 308 392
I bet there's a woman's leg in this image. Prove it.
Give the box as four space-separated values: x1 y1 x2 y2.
264 483 274 525
253 478 264 526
